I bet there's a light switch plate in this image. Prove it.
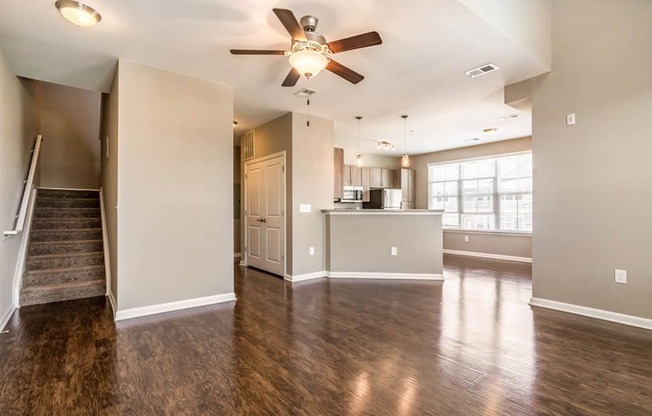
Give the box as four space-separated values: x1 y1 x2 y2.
391 247 398 256
299 204 312 213
615 269 627 284
566 113 576 125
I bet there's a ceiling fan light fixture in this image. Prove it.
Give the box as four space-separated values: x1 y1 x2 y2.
289 50 328 78
55 0 101 27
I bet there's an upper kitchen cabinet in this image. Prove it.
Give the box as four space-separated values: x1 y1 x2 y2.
370 167 395 188
334 148 344 200
361 167 371 202
343 164 362 186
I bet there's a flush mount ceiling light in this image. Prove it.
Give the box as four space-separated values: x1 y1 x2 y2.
377 140 395 151
401 115 410 168
55 0 101 27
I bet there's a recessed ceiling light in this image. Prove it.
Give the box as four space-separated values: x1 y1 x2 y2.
55 1 101 27
499 113 522 121
464 63 499 78
483 128 497 135
465 138 481 142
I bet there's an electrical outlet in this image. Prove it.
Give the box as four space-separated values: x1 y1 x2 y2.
391 247 398 256
464 235 469 242
309 246 315 256
614 269 627 284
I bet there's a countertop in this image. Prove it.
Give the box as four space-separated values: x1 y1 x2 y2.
322 208 444 215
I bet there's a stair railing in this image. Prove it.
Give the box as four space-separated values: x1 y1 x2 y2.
4 135 43 240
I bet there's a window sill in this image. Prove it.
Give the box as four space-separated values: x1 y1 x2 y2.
443 229 532 237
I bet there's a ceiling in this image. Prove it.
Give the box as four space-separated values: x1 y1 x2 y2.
0 0 551 155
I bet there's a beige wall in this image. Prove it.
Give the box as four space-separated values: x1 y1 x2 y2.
242 113 293 273
243 112 334 277
100 68 119 305
0 45 38 321
531 0 652 319
116 61 234 310
411 137 532 258
291 113 334 276
39 81 101 189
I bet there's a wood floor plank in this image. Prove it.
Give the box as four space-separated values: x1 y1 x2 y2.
1 254 651 415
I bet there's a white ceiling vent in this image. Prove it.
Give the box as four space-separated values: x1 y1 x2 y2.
293 88 318 99
464 63 499 78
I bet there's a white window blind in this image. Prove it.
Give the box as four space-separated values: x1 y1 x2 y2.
428 152 532 232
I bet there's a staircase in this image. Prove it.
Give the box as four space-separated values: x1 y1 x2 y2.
21 189 106 306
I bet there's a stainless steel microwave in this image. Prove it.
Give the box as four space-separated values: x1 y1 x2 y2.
342 186 363 202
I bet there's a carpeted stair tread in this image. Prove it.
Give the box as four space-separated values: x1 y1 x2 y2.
37 189 99 199
28 239 103 256
34 207 101 219
26 251 104 271
20 279 106 306
30 228 102 242
23 264 105 286
32 218 101 230
36 197 100 209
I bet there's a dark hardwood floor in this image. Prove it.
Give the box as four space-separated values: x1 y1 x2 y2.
1 255 651 415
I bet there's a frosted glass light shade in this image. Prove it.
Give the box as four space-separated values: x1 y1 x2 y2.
55 1 101 27
356 154 364 167
289 50 328 78
401 154 410 167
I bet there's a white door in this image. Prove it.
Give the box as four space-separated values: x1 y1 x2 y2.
245 155 285 276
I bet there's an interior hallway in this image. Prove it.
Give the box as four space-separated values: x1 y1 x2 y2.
1 256 651 415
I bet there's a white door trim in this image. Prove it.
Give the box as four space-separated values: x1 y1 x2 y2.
243 151 287 277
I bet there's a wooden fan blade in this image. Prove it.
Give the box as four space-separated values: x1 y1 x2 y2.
282 68 301 87
327 31 382 53
326 60 364 84
230 49 286 55
272 8 306 40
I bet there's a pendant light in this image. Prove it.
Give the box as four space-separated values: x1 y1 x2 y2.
401 115 410 167
355 116 363 167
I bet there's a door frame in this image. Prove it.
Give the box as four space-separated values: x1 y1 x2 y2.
242 151 287 277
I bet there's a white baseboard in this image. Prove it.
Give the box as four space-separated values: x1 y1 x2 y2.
0 304 16 332
239 260 245 267
234 253 241 258
107 291 117 319
284 271 326 283
328 272 444 280
115 292 236 321
530 297 652 331
444 249 532 263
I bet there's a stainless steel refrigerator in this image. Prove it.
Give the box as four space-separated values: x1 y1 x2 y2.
364 188 403 210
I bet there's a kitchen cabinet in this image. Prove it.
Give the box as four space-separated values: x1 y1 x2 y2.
382 169 394 189
343 164 362 186
334 148 344 200
369 167 395 188
361 167 371 202
397 168 416 209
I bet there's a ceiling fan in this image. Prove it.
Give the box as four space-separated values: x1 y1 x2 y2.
230 8 382 87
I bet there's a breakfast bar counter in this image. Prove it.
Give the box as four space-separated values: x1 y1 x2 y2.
322 209 444 280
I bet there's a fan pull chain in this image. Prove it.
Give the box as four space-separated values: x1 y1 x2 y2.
306 78 311 127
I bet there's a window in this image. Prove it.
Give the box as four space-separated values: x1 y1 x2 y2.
428 152 532 232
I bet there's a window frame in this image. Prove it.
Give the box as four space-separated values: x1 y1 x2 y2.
427 151 532 235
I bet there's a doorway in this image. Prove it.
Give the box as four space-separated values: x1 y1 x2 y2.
243 152 286 277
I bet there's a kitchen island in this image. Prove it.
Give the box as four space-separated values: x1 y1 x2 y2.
322 209 444 280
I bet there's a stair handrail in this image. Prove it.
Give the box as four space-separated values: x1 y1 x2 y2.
4 135 43 239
